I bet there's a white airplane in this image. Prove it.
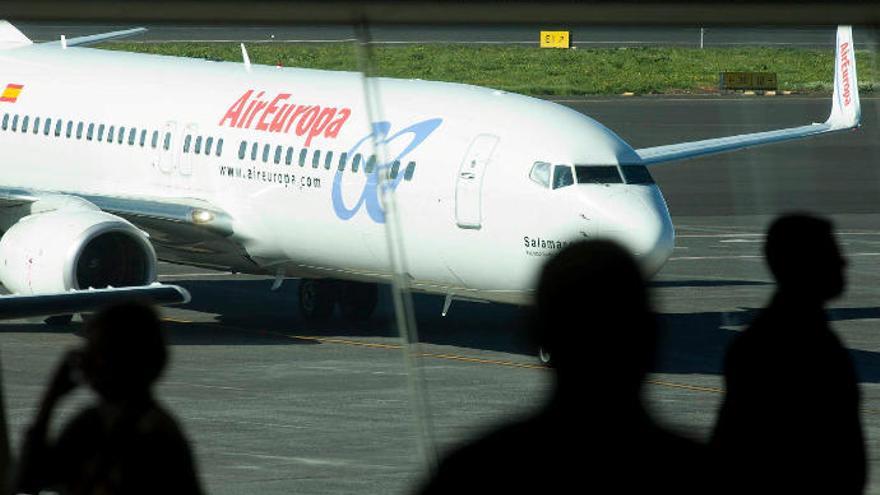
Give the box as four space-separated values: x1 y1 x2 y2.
0 22 861 321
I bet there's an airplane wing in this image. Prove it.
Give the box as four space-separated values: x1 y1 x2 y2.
634 25 860 166
45 27 148 47
0 284 190 320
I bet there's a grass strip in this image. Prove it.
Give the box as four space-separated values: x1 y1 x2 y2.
99 42 877 96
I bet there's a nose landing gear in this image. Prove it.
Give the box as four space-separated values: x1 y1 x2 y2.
298 279 379 322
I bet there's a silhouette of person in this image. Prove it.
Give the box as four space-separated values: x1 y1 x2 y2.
415 240 710 494
712 213 865 494
15 301 203 495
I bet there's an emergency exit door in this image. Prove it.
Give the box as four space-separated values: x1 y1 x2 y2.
455 134 499 229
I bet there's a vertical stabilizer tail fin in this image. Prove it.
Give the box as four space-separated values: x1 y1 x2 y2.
0 20 31 49
827 25 861 129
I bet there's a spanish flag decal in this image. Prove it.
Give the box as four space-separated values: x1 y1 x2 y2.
0 84 23 103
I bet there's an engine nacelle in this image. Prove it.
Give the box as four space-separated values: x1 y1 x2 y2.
0 210 157 295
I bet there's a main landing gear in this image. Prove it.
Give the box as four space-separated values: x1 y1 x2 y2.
298 279 378 322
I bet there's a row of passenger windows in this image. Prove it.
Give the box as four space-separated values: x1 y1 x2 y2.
0 113 228 158
529 162 655 189
235 140 418 181
1 112 421 181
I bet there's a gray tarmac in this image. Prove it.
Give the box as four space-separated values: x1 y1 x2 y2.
13 22 879 48
2 96 880 494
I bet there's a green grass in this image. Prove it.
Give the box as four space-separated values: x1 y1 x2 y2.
99 42 878 96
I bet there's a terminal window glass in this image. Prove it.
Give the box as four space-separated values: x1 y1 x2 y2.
553 165 575 189
575 165 623 184
530 162 551 188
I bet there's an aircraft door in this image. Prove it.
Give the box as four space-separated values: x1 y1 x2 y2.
455 134 499 229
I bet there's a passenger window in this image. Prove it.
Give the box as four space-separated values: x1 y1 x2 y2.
97 124 105 142
1 113 8 131
43 118 51 135
262 143 270 163
529 162 551 188
274 145 282 164
337 152 348 171
552 165 574 189
311 149 321 168
365 155 376 174
107 126 114 142
11 115 18 132
117 127 125 144
324 151 334 170
194 136 202 154
351 153 361 173
238 141 247 160
54 119 62 137
128 128 136 145
32 117 40 134
163 132 171 151
216 138 223 156
87 123 95 141
250 142 258 161
575 165 623 185
205 137 213 155
21 115 28 133
298 148 308 167
66 121 73 138
139 129 147 147
76 122 84 140
151 130 159 148
285 147 294 165
183 135 192 153
390 160 401 179
404 161 416 181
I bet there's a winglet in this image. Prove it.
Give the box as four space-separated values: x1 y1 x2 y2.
827 25 860 129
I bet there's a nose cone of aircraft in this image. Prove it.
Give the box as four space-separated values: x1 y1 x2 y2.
595 186 674 276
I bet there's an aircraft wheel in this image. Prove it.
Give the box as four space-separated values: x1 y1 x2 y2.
299 279 337 321
44 314 74 326
339 282 378 321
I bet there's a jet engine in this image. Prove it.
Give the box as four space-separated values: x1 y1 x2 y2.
0 210 157 295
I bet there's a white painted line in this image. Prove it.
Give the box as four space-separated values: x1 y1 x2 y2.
671 252 880 261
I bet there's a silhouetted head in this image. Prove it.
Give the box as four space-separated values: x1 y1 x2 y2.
765 214 846 304
82 301 167 401
532 240 656 395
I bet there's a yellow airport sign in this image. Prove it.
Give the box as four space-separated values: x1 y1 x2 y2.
540 31 570 49
719 72 778 91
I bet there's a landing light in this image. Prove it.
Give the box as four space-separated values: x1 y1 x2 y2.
191 209 215 224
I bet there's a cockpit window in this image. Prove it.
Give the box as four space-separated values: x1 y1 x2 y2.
529 162 551 188
552 165 574 189
575 165 623 184
620 165 656 185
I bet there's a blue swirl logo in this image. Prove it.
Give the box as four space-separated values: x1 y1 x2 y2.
332 118 443 223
